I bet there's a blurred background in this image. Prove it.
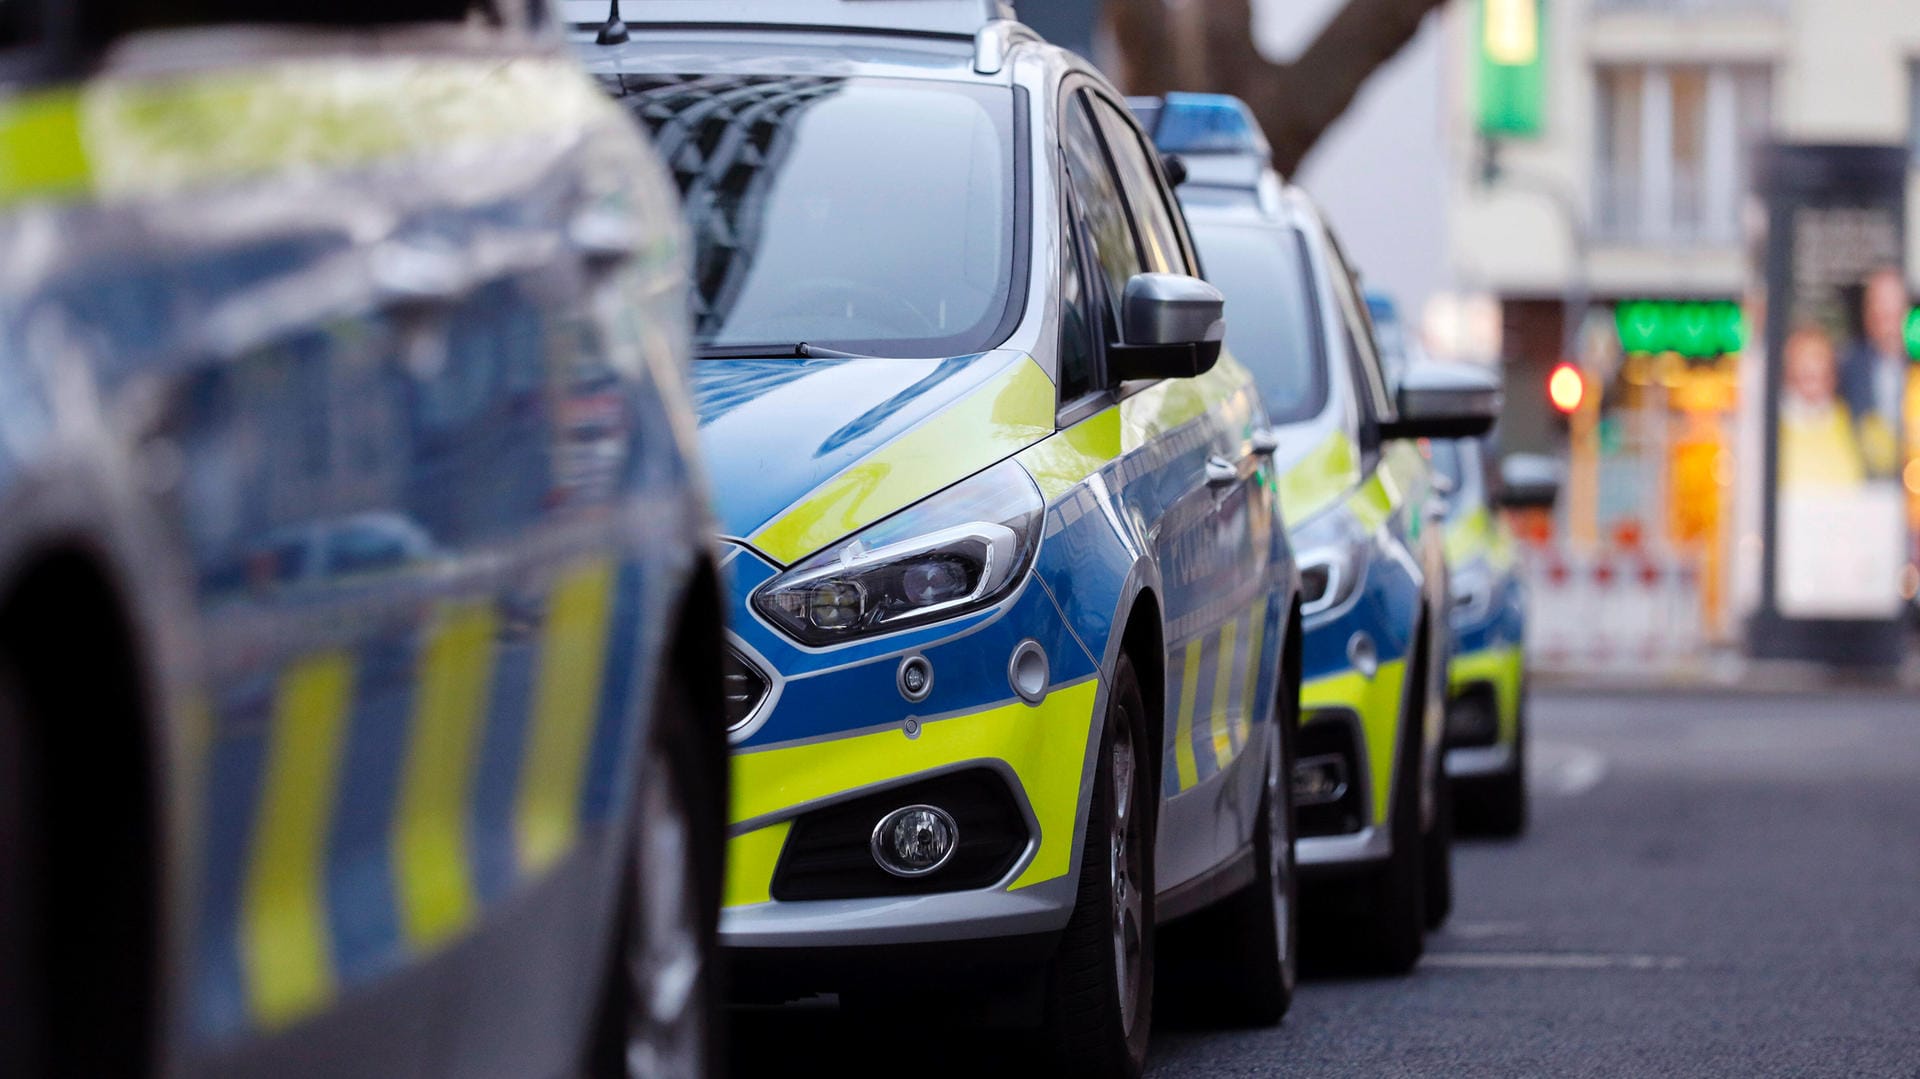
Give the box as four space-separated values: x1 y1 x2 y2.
1033 0 1920 687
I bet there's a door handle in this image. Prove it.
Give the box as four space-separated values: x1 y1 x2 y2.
1205 455 1239 489
1250 426 1280 457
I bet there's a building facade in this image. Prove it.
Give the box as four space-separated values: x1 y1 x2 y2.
1445 0 1920 644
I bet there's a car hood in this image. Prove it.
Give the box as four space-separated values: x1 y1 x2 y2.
692 349 1056 565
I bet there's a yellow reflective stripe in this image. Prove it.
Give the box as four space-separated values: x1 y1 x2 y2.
1445 505 1494 566
752 356 1056 564
1300 658 1408 826
394 600 498 951
1242 597 1268 743
242 651 354 1030
0 91 87 207
1119 349 1253 447
1209 620 1236 768
517 560 616 875
723 822 793 908
730 679 1099 893
1172 639 1202 792
1019 405 1120 504
1276 429 1361 525
1448 644 1525 744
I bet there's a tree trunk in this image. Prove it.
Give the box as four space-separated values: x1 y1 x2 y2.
1106 0 1451 177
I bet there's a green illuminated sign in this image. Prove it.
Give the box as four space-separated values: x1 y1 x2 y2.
1477 0 1545 137
1615 300 1745 359
1906 307 1920 361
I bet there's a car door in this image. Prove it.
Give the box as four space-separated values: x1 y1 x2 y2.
1061 86 1273 889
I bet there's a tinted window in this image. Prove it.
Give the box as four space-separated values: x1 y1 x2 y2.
1188 222 1328 424
611 74 1019 358
0 0 36 47
1062 92 1143 322
1059 216 1098 401
1091 97 1190 274
1323 232 1394 422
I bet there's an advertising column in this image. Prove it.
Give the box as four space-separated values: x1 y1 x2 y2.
1750 144 1910 666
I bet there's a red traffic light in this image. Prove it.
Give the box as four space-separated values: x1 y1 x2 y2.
1548 362 1585 415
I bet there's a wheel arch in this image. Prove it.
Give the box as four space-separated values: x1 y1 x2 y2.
0 536 161 1077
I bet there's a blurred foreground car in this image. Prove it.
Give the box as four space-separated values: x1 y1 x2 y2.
0 4 728 1077
1141 93 1499 972
580 3 1303 1073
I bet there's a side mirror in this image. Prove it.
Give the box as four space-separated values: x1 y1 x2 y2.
1497 453 1563 510
1380 361 1500 441
1107 273 1225 384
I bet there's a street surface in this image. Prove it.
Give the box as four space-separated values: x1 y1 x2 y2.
732 689 1920 1077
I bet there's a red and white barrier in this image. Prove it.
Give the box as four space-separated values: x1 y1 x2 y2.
1523 546 1706 675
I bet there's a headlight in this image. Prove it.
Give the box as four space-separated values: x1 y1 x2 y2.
753 460 1045 646
1450 559 1496 624
1294 510 1371 619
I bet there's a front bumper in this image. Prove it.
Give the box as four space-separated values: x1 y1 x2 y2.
718 564 1103 955
1444 643 1523 779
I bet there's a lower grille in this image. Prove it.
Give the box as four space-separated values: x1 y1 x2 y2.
1296 710 1367 838
771 769 1030 901
1445 683 1499 749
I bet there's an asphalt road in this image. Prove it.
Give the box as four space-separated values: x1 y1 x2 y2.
732 690 1920 1077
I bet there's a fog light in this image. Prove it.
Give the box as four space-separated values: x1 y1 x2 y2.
1446 694 1498 748
1292 754 1349 807
870 804 959 878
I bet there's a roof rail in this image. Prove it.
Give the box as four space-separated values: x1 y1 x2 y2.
565 0 1017 40
974 18 1042 74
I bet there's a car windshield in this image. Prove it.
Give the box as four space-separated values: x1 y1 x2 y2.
1427 438 1485 520
1188 221 1328 424
605 74 1021 358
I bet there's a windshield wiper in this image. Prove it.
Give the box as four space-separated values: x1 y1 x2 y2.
696 343 875 360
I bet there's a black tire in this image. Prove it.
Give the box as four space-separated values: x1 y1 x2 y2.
1422 766 1454 932
1042 654 1155 1078
0 664 44 1079
1210 718 1301 1025
587 674 724 1079
1460 695 1529 838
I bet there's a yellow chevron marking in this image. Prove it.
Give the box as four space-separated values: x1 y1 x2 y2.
1210 620 1237 768
395 600 498 951
724 822 793 908
1243 597 1268 743
517 560 617 876
1173 639 1203 791
242 651 354 1030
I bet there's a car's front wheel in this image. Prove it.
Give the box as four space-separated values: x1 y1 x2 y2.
1042 654 1155 1078
588 674 721 1079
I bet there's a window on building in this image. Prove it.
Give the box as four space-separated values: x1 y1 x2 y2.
1594 63 1771 246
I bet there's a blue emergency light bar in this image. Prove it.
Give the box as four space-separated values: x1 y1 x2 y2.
1132 92 1270 160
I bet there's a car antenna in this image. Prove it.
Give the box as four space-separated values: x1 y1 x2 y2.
597 0 629 45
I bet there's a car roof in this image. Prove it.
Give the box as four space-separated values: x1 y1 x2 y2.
560 0 1013 38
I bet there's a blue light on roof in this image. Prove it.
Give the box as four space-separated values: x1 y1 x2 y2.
1147 93 1270 159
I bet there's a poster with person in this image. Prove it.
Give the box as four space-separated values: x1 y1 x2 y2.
1770 204 1909 625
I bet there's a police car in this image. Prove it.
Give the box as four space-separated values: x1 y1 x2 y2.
579 3 1303 1071
0 4 726 1077
1139 94 1499 972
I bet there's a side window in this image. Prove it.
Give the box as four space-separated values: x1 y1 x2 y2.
1061 91 1144 324
1323 231 1395 424
1058 212 1099 402
0 0 42 48
1090 96 1192 275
